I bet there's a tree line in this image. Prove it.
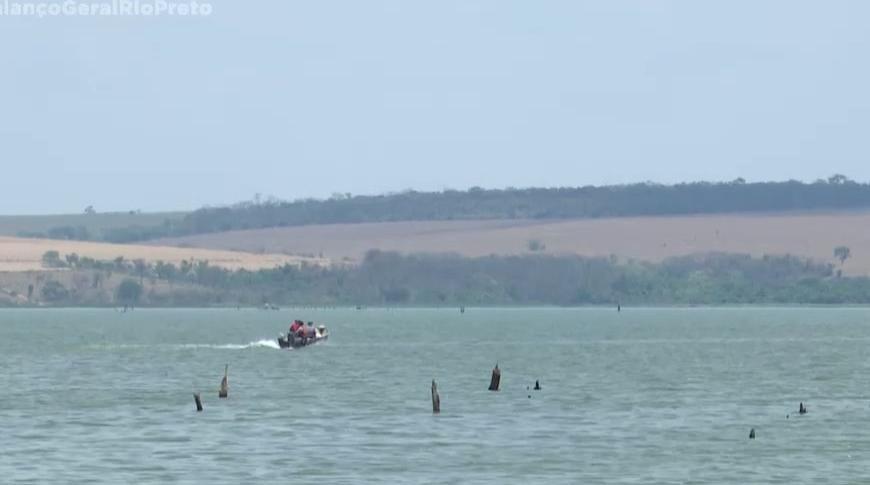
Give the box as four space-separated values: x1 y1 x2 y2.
14 249 870 307
19 175 870 243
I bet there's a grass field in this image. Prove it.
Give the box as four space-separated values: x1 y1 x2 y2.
0 236 327 272
0 212 186 238
151 211 870 275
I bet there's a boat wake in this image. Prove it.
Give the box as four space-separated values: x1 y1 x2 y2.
177 339 281 350
232 339 281 350
89 339 283 351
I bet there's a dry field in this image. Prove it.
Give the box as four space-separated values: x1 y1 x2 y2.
0 236 327 272
152 211 870 275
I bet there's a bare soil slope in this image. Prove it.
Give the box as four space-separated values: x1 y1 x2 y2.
152 212 870 275
0 236 326 272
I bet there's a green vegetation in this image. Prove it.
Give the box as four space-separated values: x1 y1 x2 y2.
41 250 64 268
0 211 185 240
6 250 870 307
40 281 69 302
116 279 143 307
118 174 870 241
527 239 546 252
7 176 870 243
834 246 852 265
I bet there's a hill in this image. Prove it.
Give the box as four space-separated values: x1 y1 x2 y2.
143 176 870 240
0 211 185 240
151 211 870 275
16 176 870 243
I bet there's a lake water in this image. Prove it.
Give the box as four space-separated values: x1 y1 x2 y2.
1 307 869 483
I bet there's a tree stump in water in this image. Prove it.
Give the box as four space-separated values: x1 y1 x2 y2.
534 380 541 391
749 428 755 439
194 392 203 412
488 364 501 391
218 364 228 399
431 380 440 414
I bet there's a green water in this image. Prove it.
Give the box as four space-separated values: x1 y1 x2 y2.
2 307 870 483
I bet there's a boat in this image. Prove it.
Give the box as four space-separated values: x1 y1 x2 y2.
277 322 328 349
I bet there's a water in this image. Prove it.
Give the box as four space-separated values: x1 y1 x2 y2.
1 307 870 483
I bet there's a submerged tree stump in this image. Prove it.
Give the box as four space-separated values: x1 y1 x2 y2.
431 379 440 414
488 364 501 391
219 364 228 399
194 392 203 412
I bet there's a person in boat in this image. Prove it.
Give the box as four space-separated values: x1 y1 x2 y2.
304 323 318 343
288 320 305 344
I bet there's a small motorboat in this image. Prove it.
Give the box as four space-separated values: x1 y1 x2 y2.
278 323 328 349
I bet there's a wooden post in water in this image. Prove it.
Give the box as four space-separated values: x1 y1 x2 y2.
431 379 440 414
488 364 501 391
218 364 228 399
194 392 203 412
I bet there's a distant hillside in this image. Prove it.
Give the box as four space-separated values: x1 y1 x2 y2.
121 175 870 241
0 211 185 240
13 175 870 243
152 211 870 275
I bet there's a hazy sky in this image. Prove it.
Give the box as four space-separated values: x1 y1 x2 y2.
1 1 869 214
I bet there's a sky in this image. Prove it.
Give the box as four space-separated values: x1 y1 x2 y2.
1 0 869 214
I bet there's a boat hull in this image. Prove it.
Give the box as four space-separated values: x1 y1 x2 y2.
277 334 328 349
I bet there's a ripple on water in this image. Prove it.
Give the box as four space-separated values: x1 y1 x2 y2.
2 307 870 483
